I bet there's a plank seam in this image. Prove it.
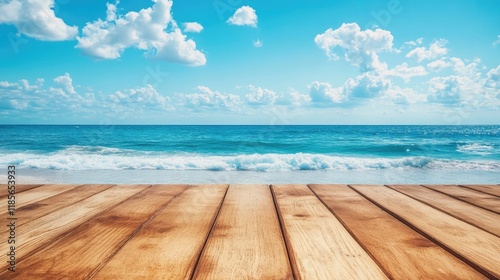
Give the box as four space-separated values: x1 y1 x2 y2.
86 184 189 280
348 185 496 279
421 185 500 215
0 184 86 216
10 184 152 272
458 185 500 198
0 184 43 199
308 184 393 280
15 184 116 228
270 185 297 280
387 185 500 238
190 184 230 280
269 185 297 279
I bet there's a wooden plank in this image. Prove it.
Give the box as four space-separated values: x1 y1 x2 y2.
310 184 485 279
390 185 500 237
93 184 228 280
193 184 292 280
424 185 500 214
0 184 115 239
351 184 500 279
0 184 79 215
0 184 148 271
4 185 187 279
272 184 388 280
0 184 43 198
460 185 500 197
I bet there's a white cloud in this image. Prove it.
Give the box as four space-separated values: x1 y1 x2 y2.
406 39 448 62
309 81 345 103
0 74 94 112
180 86 242 110
9 99 29 110
109 84 172 110
485 65 500 89
245 85 277 105
493 35 500 46
0 0 78 41
253 39 263 48
386 63 427 82
183 22 203 33
402 38 423 47
53 73 76 95
106 2 118 21
315 23 393 72
345 72 390 99
0 78 43 94
428 76 466 105
427 58 451 72
449 57 481 76
427 63 500 108
227 6 257 27
384 86 426 105
76 0 206 66
286 88 311 107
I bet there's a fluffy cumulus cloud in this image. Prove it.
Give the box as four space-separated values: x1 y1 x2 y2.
0 0 78 41
285 88 311 107
406 39 448 62
312 23 500 109
427 59 500 107
345 72 391 99
179 86 242 110
245 85 277 105
183 22 203 33
427 58 451 72
109 84 172 110
314 23 393 72
227 6 258 27
428 76 468 105
76 0 206 66
0 74 95 113
386 63 427 82
384 86 426 105
485 65 500 89
51 73 77 96
308 81 345 103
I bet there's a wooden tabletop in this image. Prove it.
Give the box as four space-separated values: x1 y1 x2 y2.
0 184 498 279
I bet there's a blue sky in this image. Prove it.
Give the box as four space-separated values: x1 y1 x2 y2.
0 0 499 124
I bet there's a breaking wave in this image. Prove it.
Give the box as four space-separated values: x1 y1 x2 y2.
1 146 499 171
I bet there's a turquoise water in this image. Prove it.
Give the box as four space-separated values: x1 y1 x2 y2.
0 125 498 183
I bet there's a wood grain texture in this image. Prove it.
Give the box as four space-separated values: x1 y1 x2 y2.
272 184 388 280
424 185 500 214
93 184 228 280
193 184 292 280
0 184 114 230
390 185 500 237
0 184 148 271
351 184 500 279
310 184 484 280
3 185 187 279
0 184 79 215
460 185 500 197
0 184 43 199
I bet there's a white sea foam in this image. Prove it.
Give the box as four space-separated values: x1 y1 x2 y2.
457 143 495 155
1 148 499 171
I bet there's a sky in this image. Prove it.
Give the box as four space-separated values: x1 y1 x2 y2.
0 0 499 125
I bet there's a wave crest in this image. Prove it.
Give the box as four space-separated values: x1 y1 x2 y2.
1 148 498 171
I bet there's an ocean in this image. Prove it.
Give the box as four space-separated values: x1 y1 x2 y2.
0 125 498 184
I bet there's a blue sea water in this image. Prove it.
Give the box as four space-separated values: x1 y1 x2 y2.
0 125 498 184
